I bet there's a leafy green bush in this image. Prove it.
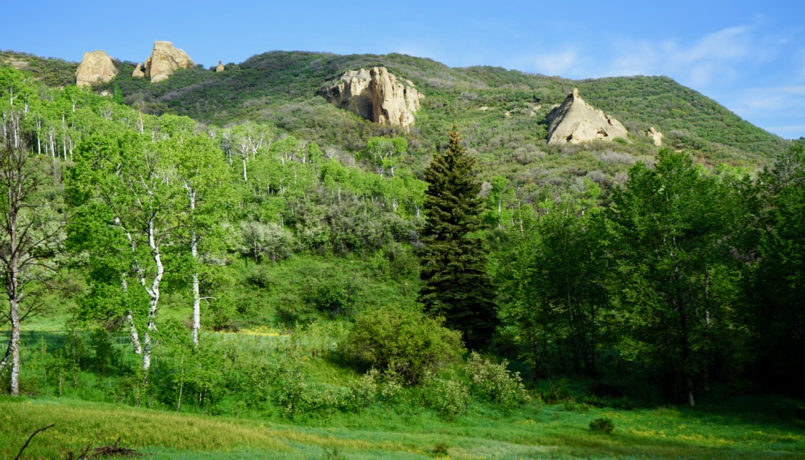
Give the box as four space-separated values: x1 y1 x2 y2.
340 305 464 385
465 352 530 409
88 328 117 375
273 364 337 419
422 378 470 420
589 417 615 434
305 277 361 318
346 371 378 410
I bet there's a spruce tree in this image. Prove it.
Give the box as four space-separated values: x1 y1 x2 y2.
419 128 497 348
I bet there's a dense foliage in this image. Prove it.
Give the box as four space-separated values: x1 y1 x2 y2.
0 46 802 440
419 128 497 348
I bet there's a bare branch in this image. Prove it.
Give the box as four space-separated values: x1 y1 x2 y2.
14 424 55 460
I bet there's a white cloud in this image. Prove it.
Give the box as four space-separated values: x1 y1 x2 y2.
534 49 579 76
608 26 754 86
720 85 805 138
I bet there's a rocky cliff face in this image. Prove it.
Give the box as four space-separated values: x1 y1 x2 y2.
144 41 194 83
75 50 118 88
546 88 627 144
131 62 145 78
645 126 664 146
319 67 422 130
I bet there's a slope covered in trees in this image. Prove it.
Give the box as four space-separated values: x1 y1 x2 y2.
3 50 790 202
0 50 803 459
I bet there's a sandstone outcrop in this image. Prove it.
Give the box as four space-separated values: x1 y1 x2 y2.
645 126 664 146
319 67 422 130
75 50 118 88
144 41 194 83
215 60 225 73
132 62 145 78
546 88 627 144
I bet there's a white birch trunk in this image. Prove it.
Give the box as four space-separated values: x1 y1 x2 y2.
142 214 164 371
191 271 200 347
242 154 248 182
8 214 21 396
121 277 142 355
186 185 201 347
9 292 20 396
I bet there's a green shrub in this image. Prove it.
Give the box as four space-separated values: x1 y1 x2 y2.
589 417 615 434
346 371 378 410
339 305 464 385
373 368 404 402
465 352 530 410
274 367 346 419
306 277 360 318
422 378 470 420
432 442 450 456
89 328 117 375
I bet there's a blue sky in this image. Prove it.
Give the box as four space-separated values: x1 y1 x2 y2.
2 0 803 139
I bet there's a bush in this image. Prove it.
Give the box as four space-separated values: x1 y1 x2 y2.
273 364 346 419
589 417 615 434
465 352 530 410
339 305 464 385
89 328 117 375
346 371 378 410
239 221 294 262
304 276 363 318
422 378 470 420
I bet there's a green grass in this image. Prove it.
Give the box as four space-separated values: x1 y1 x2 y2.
2 395 803 459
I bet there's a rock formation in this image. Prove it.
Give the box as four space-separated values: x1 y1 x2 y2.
132 62 145 78
319 67 422 130
75 50 118 88
144 41 194 83
645 126 664 146
546 88 627 144
216 60 225 73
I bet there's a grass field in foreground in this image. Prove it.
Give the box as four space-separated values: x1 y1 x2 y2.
1 395 803 459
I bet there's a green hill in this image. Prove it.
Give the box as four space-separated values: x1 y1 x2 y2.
107 52 785 157
112 51 791 200
0 49 803 460
3 49 787 200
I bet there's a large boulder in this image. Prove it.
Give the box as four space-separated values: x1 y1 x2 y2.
546 88 627 144
75 50 118 88
131 62 145 78
645 126 664 146
319 67 422 130
144 41 194 83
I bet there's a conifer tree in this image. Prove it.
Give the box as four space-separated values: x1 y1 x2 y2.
419 128 496 348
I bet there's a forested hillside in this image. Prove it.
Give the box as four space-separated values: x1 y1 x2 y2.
0 50 803 459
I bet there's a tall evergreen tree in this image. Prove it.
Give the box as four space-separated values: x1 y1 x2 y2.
419 128 496 348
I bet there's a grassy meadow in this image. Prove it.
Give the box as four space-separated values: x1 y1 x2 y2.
2 391 804 459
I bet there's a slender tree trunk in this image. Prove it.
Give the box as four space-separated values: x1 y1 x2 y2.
142 214 164 371
687 376 696 407
121 277 142 355
9 294 20 396
8 223 21 396
241 154 248 182
186 185 201 347
191 270 200 347
5 176 22 396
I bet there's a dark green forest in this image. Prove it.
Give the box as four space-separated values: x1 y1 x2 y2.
0 50 803 458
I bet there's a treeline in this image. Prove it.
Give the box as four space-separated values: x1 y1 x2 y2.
491 147 804 403
0 64 802 414
0 66 426 395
